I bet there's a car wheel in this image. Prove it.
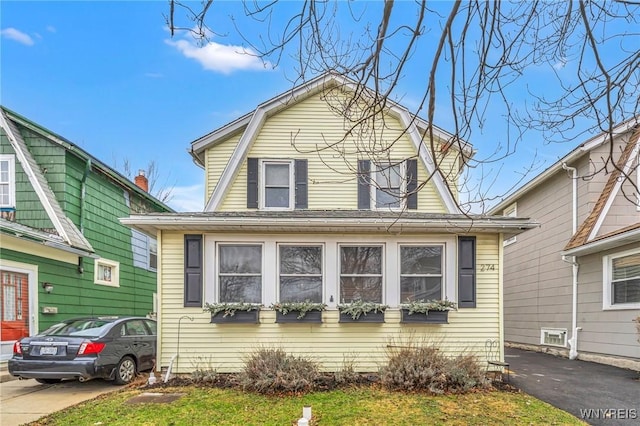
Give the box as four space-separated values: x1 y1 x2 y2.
114 356 137 385
35 378 62 384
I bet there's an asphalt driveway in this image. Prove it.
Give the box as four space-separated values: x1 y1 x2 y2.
506 347 639 426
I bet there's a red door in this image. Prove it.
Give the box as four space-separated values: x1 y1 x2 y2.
0 271 30 341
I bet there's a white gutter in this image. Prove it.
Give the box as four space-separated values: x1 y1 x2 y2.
561 162 580 360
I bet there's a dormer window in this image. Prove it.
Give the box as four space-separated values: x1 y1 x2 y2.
261 160 294 210
357 159 418 210
0 155 15 208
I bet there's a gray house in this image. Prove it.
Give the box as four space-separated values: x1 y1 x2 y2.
490 120 640 370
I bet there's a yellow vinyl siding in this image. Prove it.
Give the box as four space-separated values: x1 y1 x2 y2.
204 133 241 202
217 93 450 212
158 231 501 373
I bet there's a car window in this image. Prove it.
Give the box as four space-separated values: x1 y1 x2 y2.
47 320 114 337
123 320 149 336
144 320 157 335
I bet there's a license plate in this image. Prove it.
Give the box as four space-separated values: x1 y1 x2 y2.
39 346 58 355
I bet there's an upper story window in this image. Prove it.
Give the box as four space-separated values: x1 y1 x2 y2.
373 161 405 209
358 159 417 211
339 245 383 303
261 160 294 210
0 155 16 208
218 244 262 303
278 245 323 303
131 230 157 271
503 203 517 246
603 249 640 310
400 245 443 302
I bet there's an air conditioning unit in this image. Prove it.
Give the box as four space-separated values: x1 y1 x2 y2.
540 328 567 347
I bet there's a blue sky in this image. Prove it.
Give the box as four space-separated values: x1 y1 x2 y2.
1 1 627 212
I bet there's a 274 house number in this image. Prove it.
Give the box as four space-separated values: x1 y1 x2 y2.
479 264 497 272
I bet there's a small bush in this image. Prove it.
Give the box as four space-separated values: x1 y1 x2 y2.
239 348 320 395
380 344 489 394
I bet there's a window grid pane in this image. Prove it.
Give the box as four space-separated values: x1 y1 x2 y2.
611 253 640 304
279 246 322 303
400 246 443 302
340 246 382 303
218 245 262 303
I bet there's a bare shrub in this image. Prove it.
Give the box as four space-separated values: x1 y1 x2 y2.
380 344 489 394
238 348 320 395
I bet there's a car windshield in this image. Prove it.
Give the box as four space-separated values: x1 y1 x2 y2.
45 319 114 337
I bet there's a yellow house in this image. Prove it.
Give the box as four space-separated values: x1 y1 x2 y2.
122 73 537 374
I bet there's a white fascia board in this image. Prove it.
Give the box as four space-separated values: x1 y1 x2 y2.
562 227 640 257
0 111 71 243
397 110 460 214
588 137 640 242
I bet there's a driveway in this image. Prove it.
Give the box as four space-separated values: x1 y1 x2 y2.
0 378 122 425
506 347 639 426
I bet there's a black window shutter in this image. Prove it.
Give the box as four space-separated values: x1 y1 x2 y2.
357 160 371 210
295 159 308 209
247 158 259 209
458 236 476 308
406 159 418 210
184 234 203 307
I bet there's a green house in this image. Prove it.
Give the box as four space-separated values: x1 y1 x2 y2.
0 107 173 361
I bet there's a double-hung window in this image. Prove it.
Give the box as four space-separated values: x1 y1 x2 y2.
0 155 16 208
261 160 294 210
372 161 404 209
400 245 443 302
218 244 262 303
604 249 640 309
339 245 383 303
278 245 323 303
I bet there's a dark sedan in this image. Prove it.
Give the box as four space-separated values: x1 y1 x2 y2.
8 316 156 385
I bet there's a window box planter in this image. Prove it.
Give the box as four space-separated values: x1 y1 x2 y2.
400 309 448 324
205 302 262 324
276 310 323 323
210 309 260 324
270 301 326 323
339 311 385 323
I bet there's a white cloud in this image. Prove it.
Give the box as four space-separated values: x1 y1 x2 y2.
166 38 271 74
166 184 205 212
553 57 568 70
1 28 34 46
46 25 56 33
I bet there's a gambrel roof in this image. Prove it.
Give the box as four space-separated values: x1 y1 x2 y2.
189 72 474 214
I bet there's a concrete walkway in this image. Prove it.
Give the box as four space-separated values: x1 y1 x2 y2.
0 377 121 426
506 347 640 426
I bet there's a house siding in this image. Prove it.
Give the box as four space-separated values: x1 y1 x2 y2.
204 133 241 203
215 93 448 213
503 170 575 348
576 242 640 359
157 231 501 373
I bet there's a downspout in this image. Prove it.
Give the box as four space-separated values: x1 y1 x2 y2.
561 162 580 360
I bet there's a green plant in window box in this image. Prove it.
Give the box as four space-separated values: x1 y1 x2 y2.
400 299 456 324
338 299 389 321
270 301 327 320
204 302 262 318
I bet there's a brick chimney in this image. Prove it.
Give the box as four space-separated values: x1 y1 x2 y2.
134 170 149 192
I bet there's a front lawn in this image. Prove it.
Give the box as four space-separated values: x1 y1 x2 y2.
32 386 585 425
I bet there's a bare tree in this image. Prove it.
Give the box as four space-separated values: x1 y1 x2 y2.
167 0 640 212
112 158 175 203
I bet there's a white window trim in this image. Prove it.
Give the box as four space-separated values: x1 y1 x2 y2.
503 203 517 246
215 242 264 303
0 154 16 208
259 159 295 211
276 243 325 303
371 161 406 211
148 237 158 272
602 248 640 310
94 258 120 287
399 243 445 302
